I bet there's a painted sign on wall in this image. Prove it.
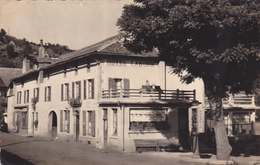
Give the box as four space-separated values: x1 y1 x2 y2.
130 109 166 122
197 107 205 133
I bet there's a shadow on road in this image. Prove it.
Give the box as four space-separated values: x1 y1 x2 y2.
0 140 48 148
1 149 33 165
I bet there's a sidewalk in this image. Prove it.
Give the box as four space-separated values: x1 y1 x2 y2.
0 132 260 165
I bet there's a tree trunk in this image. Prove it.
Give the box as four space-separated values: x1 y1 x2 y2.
208 96 232 160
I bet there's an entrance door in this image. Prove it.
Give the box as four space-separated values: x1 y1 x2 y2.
178 108 190 150
49 111 57 140
76 114 79 142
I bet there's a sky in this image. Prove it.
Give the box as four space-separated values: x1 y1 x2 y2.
0 0 133 50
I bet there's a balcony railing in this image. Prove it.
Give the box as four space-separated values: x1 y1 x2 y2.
102 89 196 101
223 93 255 106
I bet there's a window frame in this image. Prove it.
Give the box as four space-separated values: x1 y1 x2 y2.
88 79 94 99
45 86 51 102
112 109 117 136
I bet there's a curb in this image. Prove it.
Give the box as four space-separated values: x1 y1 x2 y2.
179 153 235 165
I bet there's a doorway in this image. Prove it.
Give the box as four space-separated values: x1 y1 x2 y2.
75 114 79 142
178 108 190 150
103 109 108 147
49 111 57 140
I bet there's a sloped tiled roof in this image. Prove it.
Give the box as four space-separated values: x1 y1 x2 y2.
12 35 159 81
0 67 22 86
0 77 6 87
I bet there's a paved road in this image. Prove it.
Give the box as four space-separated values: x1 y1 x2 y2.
0 132 201 165
1 132 260 165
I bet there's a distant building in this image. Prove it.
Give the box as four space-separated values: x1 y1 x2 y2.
6 36 258 152
0 67 22 129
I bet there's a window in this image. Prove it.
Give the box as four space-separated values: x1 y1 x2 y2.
33 88 39 101
88 111 95 137
108 78 130 97
60 110 70 133
61 83 69 101
45 86 51 102
83 111 86 136
17 91 22 104
88 79 94 99
113 109 117 136
24 90 29 103
75 81 81 99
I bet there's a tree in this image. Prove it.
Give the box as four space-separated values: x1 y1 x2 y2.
6 44 18 58
117 0 260 160
0 29 6 36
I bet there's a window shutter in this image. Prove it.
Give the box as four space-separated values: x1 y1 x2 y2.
45 87 47 102
67 85 69 101
79 82 81 99
91 111 95 137
84 80 86 100
37 88 39 101
83 111 86 136
24 91 26 104
72 82 75 98
123 79 130 97
13 112 16 126
49 87 51 101
91 79 94 99
61 84 64 101
60 110 63 132
108 78 114 90
67 111 70 133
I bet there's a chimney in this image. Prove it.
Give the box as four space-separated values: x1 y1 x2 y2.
38 39 45 58
22 58 30 73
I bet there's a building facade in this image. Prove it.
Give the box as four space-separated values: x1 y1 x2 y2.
6 36 257 152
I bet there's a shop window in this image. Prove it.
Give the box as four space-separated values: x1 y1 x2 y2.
88 79 94 99
113 109 117 136
88 111 95 137
129 109 169 131
45 86 51 102
60 110 70 133
225 113 252 135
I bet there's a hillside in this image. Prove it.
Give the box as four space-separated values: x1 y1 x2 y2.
0 28 73 68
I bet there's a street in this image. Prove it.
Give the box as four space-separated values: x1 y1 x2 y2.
0 132 202 165
1 132 260 165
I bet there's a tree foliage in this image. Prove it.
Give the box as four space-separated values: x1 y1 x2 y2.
117 0 260 160
6 44 18 59
118 0 260 97
0 28 73 68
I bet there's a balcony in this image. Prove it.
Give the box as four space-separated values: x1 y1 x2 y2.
101 88 196 102
222 93 256 107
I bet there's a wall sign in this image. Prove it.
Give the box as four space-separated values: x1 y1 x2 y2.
106 58 156 67
130 109 166 122
197 108 205 133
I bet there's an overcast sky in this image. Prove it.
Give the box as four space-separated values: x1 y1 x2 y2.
0 0 133 50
